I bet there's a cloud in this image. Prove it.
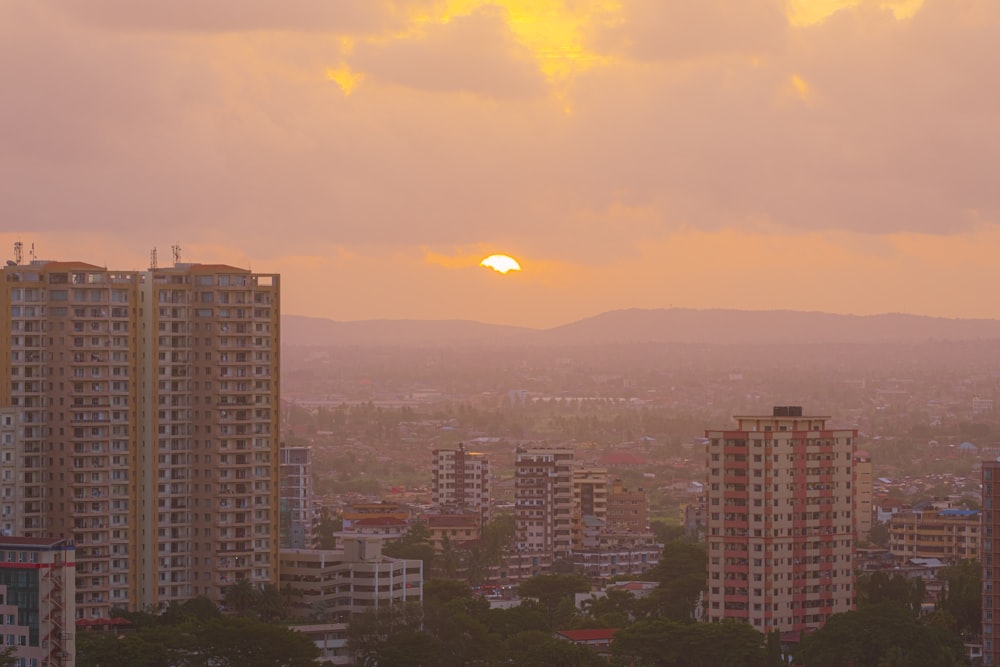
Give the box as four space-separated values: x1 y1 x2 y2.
44 0 404 35
587 0 786 61
348 7 547 97
2 0 1000 325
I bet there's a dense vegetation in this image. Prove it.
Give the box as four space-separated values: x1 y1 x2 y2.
75 596 319 667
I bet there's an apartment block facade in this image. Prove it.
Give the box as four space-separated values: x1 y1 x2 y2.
280 446 314 549
514 446 573 559
854 450 873 539
571 468 608 551
0 537 76 667
431 444 491 522
704 407 856 633
888 508 980 562
983 461 1000 665
0 259 280 618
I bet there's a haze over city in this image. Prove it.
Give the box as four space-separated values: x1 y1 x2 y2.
3 0 999 328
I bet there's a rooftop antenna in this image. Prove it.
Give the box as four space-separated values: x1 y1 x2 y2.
171 244 182 266
13 241 22 265
150 247 158 269
29 243 36 262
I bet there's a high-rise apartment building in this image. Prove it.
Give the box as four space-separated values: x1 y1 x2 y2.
571 468 608 551
854 450 873 539
982 461 1000 665
280 446 314 549
0 259 280 619
704 407 856 633
514 446 573 559
0 407 16 536
431 444 491 522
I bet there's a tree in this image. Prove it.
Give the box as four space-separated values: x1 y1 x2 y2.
383 522 436 572
316 507 341 550
857 571 924 615
641 541 707 622
519 574 591 612
506 630 609 667
0 647 18 667
223 578 260 613
192 616 320 667
793 603 966 667
581 588 636 627
940 559 982 637
347 602 423 667
868 522 890 547
613 618 767 667
76 611 319 667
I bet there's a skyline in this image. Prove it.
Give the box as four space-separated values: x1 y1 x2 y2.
3 0 998 328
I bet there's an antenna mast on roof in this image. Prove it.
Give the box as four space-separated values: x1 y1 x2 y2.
150 247 158 269
13 242 22 265
171 244 182 266
29 243 36 262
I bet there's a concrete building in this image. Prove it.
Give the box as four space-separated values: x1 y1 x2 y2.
888 508 980 562
280 446 314 549
431 444 491 522
982 461 1000 665
572 468 608 551
341 503 409 531
281 538 423 666
607 479 649 536
423 513 480 553
514 446 574 559
0 259 280 618
0 537 76 667
854 450 873 540
704 406 856 633
0 407 16 536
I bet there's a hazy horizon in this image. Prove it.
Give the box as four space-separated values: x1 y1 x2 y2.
3 0 998 329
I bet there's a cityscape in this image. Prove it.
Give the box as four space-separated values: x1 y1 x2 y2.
3 0 1000 666
2 259 999 665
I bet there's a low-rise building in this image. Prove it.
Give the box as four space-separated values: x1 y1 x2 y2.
0 537 76 667
280 537 423 624
424 514 480 552
888 508 980 562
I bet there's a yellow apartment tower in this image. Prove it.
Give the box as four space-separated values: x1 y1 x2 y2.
0 258 280 619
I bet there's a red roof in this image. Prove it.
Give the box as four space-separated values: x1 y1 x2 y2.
555 628 618 642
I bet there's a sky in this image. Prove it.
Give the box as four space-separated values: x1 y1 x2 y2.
2 0 998 328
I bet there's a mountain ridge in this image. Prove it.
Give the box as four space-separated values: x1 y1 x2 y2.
282 308 1000 347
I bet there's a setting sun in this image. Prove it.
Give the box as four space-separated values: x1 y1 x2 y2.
480 254 521 274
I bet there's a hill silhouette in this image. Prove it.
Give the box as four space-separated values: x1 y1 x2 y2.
282 308 1000 347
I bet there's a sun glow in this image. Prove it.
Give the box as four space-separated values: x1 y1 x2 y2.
426 0 619 82
480 254 522 274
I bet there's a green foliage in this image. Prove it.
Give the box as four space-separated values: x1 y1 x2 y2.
856 571 924 615
793 603 967 667
383 521 437 572
641 541 707 622
613 618 768 667
868 522 890 547
506 630 610 667
651 520 688 544
0 647 18 667
940 559 982 637
76 602 319 667
518 574 591 611
315 507 341 549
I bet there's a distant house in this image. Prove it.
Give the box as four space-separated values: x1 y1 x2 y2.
554 628 618 650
